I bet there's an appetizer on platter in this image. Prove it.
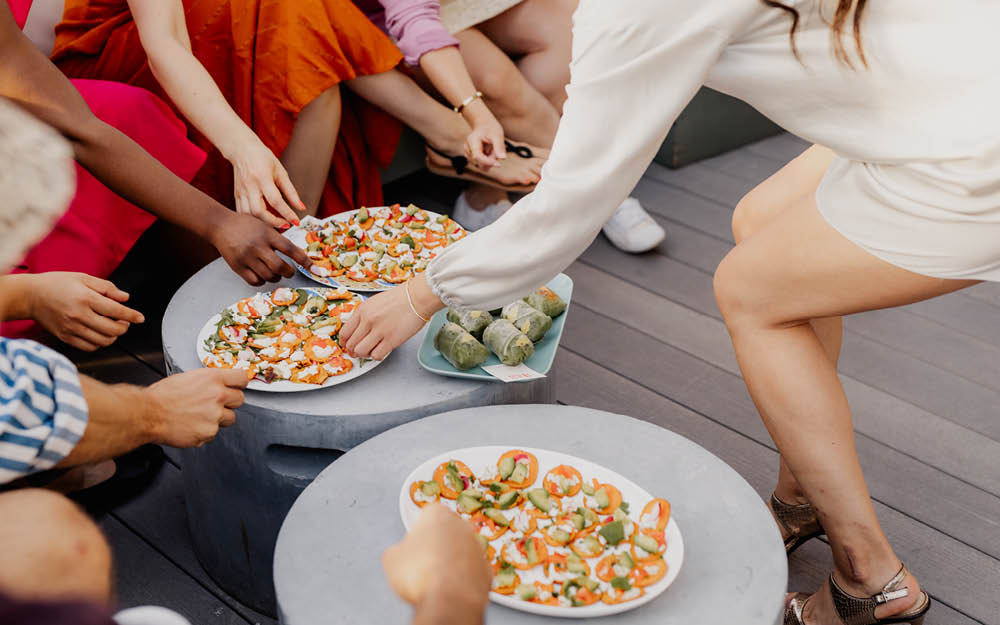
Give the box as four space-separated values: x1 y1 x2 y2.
407 449 672 608
297 205 467 289
201 286 362 386
435 322 491 370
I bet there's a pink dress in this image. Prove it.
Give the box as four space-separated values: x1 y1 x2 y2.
2 0 206 339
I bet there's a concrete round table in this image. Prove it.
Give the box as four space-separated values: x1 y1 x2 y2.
274 405 787 625
162 259 554 615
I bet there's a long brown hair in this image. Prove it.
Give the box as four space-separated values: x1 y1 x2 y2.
761 0 869 67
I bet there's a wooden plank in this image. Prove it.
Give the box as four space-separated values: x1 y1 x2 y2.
642 160 755 208
743 133 811 163
697 146 787 184
110 464 277 625
100 517 252 625
75 346 164 387
560 301 1000 560
632 175 737 244
904 293 1000 348
578 235 1000 445
964 282 1000 308
554 350 994 624
565 259 1000 496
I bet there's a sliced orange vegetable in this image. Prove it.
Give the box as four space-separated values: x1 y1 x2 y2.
271 288 297 306
527 582 560 606
497 449 538 489
382 265 413 284
421 230 445 248
549 553 591 578
586 479 623 516
594 554 619 582
303 337 341 363
322 287 352 301
570 529 605 559
432 460 475 499
276 325 311 349
356 217 375 230
409 481 439 508
602 586 645 605
629 558 667 587
322 357 353 377
543 465 583 497
290 365 328 385
630 528 668 564
218 324 249 345
639 498 671 532
305 231 322 244
258 346 292 363
542 523 575 548
373 230 396 244
346 266 377 282
470 512 508 541
237 297 272 319
501 537 549 571
571 586 602 606
491 563 520 595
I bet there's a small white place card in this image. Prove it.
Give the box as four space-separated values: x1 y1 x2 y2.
481 363 547 383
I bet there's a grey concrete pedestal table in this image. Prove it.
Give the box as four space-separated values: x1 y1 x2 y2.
162 259 554 615
274 405 787 625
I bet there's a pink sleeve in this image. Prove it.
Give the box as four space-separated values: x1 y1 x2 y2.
380 0 459 66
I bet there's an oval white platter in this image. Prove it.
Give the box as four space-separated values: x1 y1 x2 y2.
194 287 382 393
283 207 464 293
399 445 684 618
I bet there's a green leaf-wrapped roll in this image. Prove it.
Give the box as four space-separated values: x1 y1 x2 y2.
483 319 535 366
446 308 493 340
524 286 567 318
435 322 490 370
501 300 553 343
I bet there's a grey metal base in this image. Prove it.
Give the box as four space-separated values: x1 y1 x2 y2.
274 405 787 625
162 259 553 615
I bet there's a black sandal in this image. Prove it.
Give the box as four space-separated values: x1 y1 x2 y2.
425 142 539 193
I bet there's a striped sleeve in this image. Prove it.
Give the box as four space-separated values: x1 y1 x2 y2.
0 338 89 484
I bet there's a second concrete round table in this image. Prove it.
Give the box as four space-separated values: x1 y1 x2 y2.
274 405 787 625
162 259 554 614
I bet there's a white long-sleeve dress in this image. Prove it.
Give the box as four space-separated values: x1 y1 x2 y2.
424 0 1000 311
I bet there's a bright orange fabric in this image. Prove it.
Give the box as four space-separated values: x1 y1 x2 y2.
52 0 404 217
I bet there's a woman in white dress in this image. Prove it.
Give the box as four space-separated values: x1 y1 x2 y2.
342 1 1000 623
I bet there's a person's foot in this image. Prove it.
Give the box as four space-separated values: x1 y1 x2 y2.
452 191 512 231
602 197 666 253
790 568 925 624
427 144 543 189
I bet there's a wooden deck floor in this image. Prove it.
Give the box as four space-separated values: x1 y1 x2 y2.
73 134 999 625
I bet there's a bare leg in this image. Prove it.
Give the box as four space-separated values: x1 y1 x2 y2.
478 0 577 114
714 198 976 623
453 27 560 148
347 69 542 187
280 85 342 216
0 489 113 604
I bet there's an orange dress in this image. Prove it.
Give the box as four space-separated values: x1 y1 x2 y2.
51 0 404 217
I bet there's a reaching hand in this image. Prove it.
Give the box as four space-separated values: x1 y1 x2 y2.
27 273 145 351
465 111 507 170
143 368 247 448
211 212 313 286
229 137 305 229
338 283 429 361
382 505 492 606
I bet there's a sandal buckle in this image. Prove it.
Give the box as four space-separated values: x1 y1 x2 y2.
874 588 909 605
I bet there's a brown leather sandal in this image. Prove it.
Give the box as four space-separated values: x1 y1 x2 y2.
785 565 931 625
770 493 826 554
425 142 538 194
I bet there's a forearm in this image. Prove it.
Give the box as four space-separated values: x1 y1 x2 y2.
144 40 258 162
57 376 160 467
418 47 495 130
412 584 486 625
0 275 36 322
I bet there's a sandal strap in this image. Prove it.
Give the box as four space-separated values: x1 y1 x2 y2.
829 565 910 625
426 143 468 175
504 140 533 159
771 493 824 541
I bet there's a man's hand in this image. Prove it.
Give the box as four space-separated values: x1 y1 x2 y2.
210 213 313 286
142 368 247 448
382 505 492 608
26 273 144 351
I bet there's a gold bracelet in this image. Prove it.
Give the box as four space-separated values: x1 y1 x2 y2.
453 91 483 115
405 280 431 323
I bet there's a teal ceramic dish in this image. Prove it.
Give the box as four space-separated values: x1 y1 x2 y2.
417 274 573 382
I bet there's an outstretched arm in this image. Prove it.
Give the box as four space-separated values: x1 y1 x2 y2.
0 4 312 286
127 0 304 227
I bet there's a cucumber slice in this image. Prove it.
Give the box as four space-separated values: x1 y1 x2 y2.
400 235 416 249
615 552 635 570
567 553 588 575
594 487 611 510
357 207 369 222
580 535 602 554
515 584 537 601
340 253 358 267
611 576 632 591
475 534 489 551
612 508 628 522
570 512 585 531
409 221 425 230
419 481 440 497
495 567 516 588
404 203 419 216
436 213 449 224
524 540 540 566
509 462 529 484
484 508 510 527
549 528 572 545
457 493 483 514
498 457 515 480
635 533 660 554
581 507 598 528
497 491 520 510
599 520 625 546
581 482 596 497
526 488 552 513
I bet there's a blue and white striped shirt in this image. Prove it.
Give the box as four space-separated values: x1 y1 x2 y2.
0 338 89 484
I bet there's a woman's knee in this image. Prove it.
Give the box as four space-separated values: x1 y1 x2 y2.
713 249 766 330
732 187 771 243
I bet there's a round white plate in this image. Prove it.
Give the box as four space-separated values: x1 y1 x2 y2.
283 208 462 293
399 446 684 618
194 288 383 393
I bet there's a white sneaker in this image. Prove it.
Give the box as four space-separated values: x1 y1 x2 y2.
452 191 512 231
602 197 666 253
